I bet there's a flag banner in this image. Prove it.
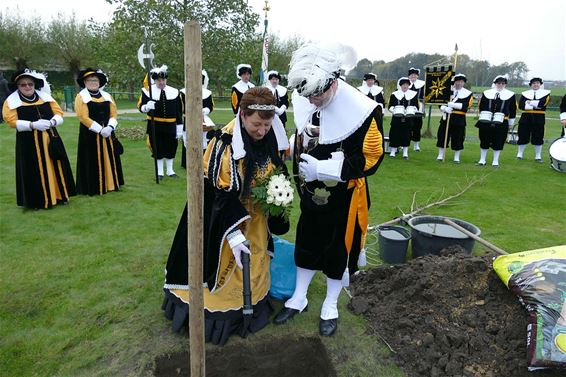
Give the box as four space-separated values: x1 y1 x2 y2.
259 30 269 85
424 65 453 104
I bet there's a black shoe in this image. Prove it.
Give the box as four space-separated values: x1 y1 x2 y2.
158 175 164 181
535 158 543 163
319 318 337 336
273 306 305 325
476 162 486 166
167 173 179 178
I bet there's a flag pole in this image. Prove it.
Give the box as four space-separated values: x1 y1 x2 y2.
259 0 270 85
442 44 459 162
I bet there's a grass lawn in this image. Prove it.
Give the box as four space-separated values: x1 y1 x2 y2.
1 107 565 377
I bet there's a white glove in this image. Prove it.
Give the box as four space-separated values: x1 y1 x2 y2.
176 124 183 139
508 118 515 127
448 102 462 110
444 106 453 114
33 119 52 131
50 115 63 127
298 153 319 182
202 107 211 116
275 106 284 116
440 105 448 113
524 103 534 110
89 121 103 133
530 100 540 108
100 126 113 138
388 106 394 113
227 230 250 269
358 249 367 267
182 131 187 147
141 100 156 113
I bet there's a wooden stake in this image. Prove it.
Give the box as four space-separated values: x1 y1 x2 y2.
443 218 508 255
184 21 205 377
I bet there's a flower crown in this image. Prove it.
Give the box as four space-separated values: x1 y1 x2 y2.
247 104 276 111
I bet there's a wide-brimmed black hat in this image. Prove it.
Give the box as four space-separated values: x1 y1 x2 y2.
237 64 252 78
408 67 420 76
77 68 108 88
529 77 543 85
150 65 168 80
493 75 508 84
9 69 45 91
398 77 411 86
363 73 377 81
268 70 281 80
453 73 467 82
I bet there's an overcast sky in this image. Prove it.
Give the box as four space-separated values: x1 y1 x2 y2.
5 0 566 80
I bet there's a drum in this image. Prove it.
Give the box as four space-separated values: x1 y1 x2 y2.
479 111 493 123
384 136 390 153
549 137 566 173
492 112 505 125
393 105 405 117
405 106 417 117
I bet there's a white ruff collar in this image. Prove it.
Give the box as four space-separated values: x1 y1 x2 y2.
266 84 287 98
6 90 55 109
410 79 425 89
142 85 179 101
483 88 515 101
293 80 377 145
79 88 113 103
233 80 255 94
452 87 472 100
358 84 383 96
231 110 289 160
392 89 417 101
521 89 550 100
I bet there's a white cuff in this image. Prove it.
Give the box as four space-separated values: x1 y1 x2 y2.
560 113 566 121
317 159 344 182
450 102 462 110
508 118 515 126
280 105 287 112
16 120 32 132
202 107 211 116
176 124 183 133
50 114 64 126
226 229 246 249
108 118 118 129
525 104 534 110
89 121 103 133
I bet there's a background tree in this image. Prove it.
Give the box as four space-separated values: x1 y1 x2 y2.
0 11 48 70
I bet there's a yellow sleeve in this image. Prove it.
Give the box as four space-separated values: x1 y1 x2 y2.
2 101 18 128
48 100 64 117
363 118 383 171
109 97 118 119
74 95 95 127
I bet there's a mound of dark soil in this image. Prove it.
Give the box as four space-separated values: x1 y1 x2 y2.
349 247 564 377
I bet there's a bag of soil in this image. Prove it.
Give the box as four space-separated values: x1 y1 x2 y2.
493 245 566 371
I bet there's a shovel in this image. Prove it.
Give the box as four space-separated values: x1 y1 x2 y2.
241 241 253 334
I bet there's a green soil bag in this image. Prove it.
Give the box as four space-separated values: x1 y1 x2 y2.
493 245 566 371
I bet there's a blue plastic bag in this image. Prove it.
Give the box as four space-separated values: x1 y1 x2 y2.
269 237 297 300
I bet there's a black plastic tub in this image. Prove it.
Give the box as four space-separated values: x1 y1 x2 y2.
378 225 411 264
407 216 481 258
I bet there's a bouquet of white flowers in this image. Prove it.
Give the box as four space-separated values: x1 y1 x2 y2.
251 168 293 220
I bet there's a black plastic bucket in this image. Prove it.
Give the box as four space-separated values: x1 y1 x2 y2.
378 225 411 264
407 216 481 258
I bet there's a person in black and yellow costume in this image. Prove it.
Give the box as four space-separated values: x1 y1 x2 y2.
231 64 255 115
272 44 384 337
475 75 517 167
180 69 215 168
388 77 418 159
2 69 76 209
138 65 183 180
516 77 551 162
265 70 289 128
162 87 290 346
408 67 425 151
75 68 124 195
436 73 474 163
